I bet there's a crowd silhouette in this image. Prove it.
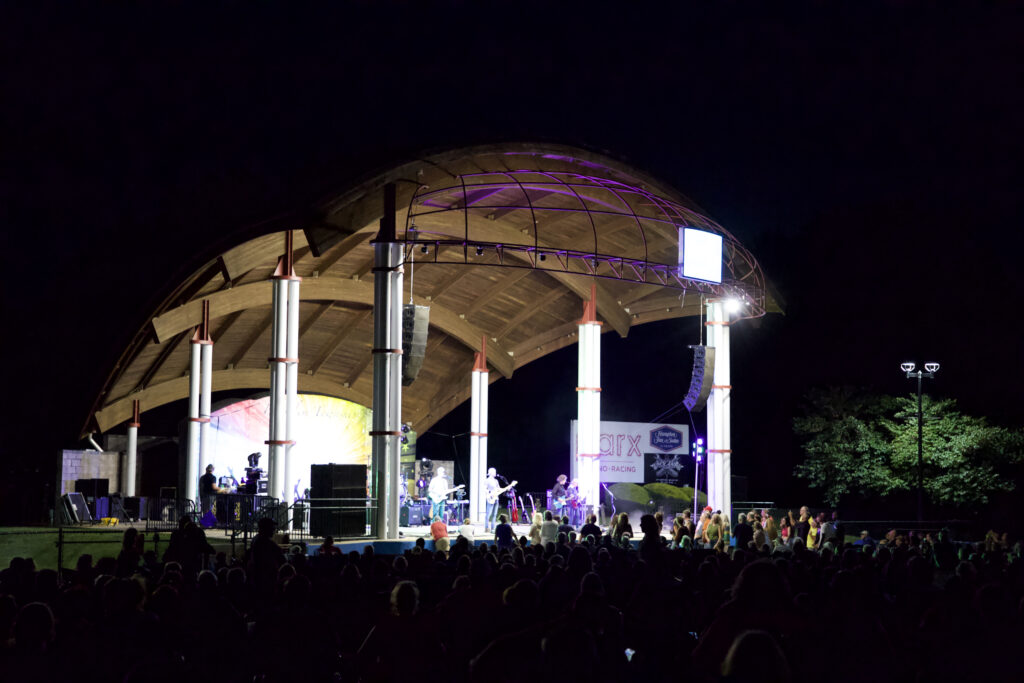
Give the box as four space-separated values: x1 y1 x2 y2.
1 512 1021 682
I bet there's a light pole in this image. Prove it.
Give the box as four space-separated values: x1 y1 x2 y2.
901 362 940 522
692 438 705 520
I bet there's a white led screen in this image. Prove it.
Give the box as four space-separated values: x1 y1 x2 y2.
678 228 723 283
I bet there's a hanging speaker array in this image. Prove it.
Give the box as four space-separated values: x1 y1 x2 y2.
401 304 430 386
683 345 716 412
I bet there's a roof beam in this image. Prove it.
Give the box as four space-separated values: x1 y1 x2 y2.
134 331 188 391
151 278 515 377
494 287 571 339
94 368 372 433
309 309 371 376
227 309 273 369
299 303 334 340
463 268 533 319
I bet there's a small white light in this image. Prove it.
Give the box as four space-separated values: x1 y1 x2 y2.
925 362 940 373
725 298 741 314
901 362 916 373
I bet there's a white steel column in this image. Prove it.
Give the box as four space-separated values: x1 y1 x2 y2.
469 337 489 524
186 334 202 504
372 183 403 540
268 231 299 514
576 283 602 520
705 300 732 519
125 399 140 498
284 275 300 519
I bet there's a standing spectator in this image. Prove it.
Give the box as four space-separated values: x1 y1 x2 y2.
806 517 820 550
703 513 723 549
557 515 574 538
493 514 515 551
528 512 544 546
733 513 754 550
794 509 811 546
540 511 559 546
819 512 839 548
316 535 341 556
579 514 602 543
765 516 780 545
752 521 767 550
611 513 633 545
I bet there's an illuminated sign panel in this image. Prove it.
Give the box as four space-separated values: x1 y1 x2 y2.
678 227 723 284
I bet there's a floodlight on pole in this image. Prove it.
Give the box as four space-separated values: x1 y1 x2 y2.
902 361 939 523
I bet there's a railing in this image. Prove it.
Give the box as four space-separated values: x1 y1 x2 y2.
144 497 198 532
285 497 377 542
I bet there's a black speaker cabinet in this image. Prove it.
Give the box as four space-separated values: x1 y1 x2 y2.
310 509 364 538
311 464 367 497
401 304 430 386
683 345 716 412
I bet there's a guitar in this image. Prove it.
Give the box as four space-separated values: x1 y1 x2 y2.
486 480 517 504
428 484 465 504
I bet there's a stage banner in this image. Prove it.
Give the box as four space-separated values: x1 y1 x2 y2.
570 420 689 484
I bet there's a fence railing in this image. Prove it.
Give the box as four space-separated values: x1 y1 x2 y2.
285 497 377 542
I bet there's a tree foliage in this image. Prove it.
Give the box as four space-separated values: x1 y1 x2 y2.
794 388 1024 508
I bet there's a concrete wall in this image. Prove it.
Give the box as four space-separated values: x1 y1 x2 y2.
60 449 120 495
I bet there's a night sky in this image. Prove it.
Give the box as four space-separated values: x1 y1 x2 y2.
5 6 1022 523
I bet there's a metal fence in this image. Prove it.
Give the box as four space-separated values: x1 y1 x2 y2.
286 497 377 542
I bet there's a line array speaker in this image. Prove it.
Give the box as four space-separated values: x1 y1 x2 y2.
683 345 716 413
401 304 430 386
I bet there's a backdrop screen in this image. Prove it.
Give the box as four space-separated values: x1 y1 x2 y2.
207 394 371 500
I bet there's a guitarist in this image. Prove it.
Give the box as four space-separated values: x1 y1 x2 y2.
551 474 568 514
428 467 452 522
484 469 517 532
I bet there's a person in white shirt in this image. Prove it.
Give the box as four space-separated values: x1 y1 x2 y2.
428 467 450 522
540 510 559 546
459 518 476 543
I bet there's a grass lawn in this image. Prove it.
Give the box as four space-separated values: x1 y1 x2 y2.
0 526 164 571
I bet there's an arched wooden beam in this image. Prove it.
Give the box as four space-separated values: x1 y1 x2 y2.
150 277 516 377
94 368 373 433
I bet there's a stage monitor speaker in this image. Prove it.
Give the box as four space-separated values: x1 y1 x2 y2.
401 304 430 386
310 509 364 538
399 503 426 527
683 345 716 412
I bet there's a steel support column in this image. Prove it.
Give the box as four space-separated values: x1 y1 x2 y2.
267 232 299 523
469 337 489 524
705 300 732 520
576 283 602 521
186 301 212 505
125 399 140 498
371 183 403 540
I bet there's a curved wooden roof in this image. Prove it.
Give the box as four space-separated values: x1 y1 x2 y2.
86 143 779 436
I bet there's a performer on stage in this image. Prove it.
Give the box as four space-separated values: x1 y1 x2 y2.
484 468 517 532
485 468 500 532
551 474 568 514
199 464 225 514
566 477 583 527
428 467 450 522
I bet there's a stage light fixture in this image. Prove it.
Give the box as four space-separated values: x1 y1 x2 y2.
475 245 484 256
725 298 742 314
538 252 546 262
901 362 916 373
925 363 940 373
401 423 410 433
420 244 429 254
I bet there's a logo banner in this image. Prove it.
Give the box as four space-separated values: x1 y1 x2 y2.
571 420 689 483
